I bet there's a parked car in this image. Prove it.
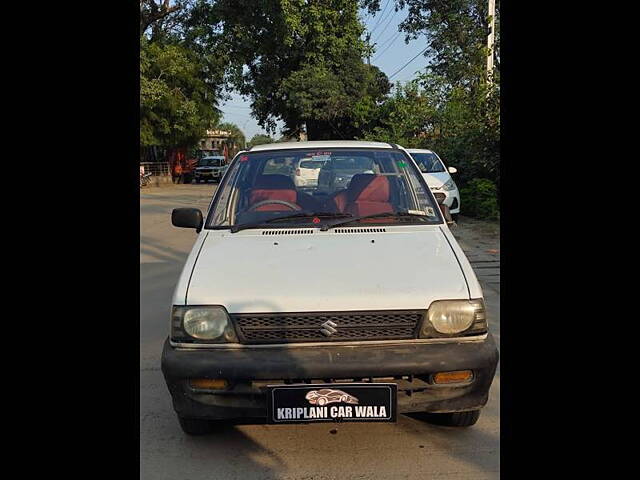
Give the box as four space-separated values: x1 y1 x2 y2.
293 157 328 188
194 156 227 183
163 140 499 435
406 149 460 221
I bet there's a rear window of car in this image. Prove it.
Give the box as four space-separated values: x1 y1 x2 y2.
299 160 325 169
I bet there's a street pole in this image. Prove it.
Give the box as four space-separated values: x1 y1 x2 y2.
487 0 496 86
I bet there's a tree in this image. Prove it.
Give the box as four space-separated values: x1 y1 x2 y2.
247 134 275 148
361 81 436 147
191 0 391 140
140 1 189 38
140 38 222 147
361 0 500 189
216 122 246 154
362 1 500 91
140 1 226 149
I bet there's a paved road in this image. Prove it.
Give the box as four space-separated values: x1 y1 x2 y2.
140 184 500 480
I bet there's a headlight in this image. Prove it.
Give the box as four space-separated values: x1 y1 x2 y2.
442 179 457 191
420 299 487 337
171 306 239 343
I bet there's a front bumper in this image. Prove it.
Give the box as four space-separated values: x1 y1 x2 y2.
431 188 460 214
161 335 499 421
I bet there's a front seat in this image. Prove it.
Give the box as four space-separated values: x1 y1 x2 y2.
344 174 394 216
249 175 300 211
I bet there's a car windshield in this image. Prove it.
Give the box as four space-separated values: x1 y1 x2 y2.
410 152 446 173
199 158 224 167
207 148 442 229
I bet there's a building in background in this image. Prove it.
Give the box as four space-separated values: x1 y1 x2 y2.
199 129 232 152
200 129 246 162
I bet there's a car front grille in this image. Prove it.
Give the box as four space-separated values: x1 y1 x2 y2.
231 310 424 344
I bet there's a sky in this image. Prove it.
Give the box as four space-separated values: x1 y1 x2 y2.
218 4 429 141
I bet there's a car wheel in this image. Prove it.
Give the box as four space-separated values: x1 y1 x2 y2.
451 213 459 223
425 410 480 427
178 416 213 435
318 397 327 406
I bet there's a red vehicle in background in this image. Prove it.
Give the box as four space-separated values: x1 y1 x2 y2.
168 148 195 184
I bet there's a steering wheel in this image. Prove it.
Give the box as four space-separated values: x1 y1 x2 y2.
248 199 301 211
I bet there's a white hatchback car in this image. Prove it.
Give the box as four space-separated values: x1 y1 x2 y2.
162 141 498 435
406 149 460 219
293 157 327 187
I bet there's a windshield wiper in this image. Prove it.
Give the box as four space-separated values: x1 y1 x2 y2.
230 212 353 233
320 211 432 231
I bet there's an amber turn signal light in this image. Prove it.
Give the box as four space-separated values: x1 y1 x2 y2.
432 370 473 384
189 378 228 390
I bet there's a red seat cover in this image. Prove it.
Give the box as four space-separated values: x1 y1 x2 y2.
345 174 394 217
249 175 299 211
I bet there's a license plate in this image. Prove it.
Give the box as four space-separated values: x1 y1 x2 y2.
266 383 397 424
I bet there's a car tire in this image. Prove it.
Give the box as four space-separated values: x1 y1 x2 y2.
318 398 327 406
451 213 459 223
178 416 213 435
426 410 480 427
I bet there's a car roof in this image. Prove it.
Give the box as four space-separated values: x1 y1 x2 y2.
406 148 434 154
201 156 225 160
249 140 397 152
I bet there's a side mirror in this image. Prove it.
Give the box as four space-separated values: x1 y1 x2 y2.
172 208 203 232
439 203 455 225
447 166 457 174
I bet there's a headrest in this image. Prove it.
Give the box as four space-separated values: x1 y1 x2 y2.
347 174 390 203
254 174 295 190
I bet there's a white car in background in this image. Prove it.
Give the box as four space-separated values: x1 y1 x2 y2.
406 149 460 220
195 156 227 183
293 157 328 187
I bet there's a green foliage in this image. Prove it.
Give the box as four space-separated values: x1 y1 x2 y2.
459 178 499 220
140 2 226 149
247 134 275 148
216 122 246 149
362 81 436 147
140 39 220 147
194 0 391 139
361 0 500 203
420 75 500 187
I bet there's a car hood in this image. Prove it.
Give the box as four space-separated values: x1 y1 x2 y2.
421 172 451 187
185 227 469 313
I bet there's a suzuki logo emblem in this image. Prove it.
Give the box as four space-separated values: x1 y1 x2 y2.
320 320 338 336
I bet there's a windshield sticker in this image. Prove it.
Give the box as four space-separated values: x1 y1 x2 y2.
306 151 332 157
240 155 249 162
396 161 407 168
